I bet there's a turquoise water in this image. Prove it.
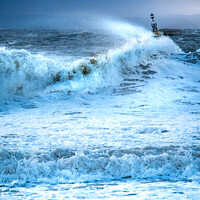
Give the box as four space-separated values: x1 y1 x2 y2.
0 20 200 199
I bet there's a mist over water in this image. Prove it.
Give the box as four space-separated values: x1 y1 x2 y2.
0 17 200 199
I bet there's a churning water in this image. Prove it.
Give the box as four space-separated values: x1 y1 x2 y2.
0 19 200 199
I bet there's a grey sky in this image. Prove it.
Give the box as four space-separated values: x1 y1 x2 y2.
0 0 200 29
0 0 200 17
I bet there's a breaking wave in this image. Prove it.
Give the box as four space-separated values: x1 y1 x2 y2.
0 27 180 103
1 146 199 187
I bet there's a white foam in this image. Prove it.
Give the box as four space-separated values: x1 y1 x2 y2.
0 26 181 103
0 147 199 187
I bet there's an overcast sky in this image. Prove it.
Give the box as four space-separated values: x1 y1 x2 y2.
0 0 200 29
0 0 200 17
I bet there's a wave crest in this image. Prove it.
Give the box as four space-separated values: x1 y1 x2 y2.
0 146 199 186
0 31 180 102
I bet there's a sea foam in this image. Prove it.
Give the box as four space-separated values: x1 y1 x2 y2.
0 26 180 102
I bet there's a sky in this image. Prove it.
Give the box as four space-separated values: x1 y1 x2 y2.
0 0 200 28
0 0 200 17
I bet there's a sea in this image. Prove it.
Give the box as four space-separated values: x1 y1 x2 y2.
0 19 200 199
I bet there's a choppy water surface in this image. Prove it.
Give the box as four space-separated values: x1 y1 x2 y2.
0 20 200 199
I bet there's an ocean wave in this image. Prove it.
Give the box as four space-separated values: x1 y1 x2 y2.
0 31 180 102
0 146 199 187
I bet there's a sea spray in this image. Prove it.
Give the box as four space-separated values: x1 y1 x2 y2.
1 20 200 199
0 27 180 102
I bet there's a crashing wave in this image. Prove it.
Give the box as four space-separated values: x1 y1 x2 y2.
0 29 180 102
0 146 199 187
